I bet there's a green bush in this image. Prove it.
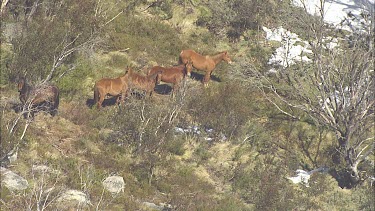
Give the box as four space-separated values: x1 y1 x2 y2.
194 142 212 165
148 0 173 20
8 0 101 82
106 53 130 68
108 15 183 64
187 82 261 140
165 137 186 156
56 60 95 99
0 46 14 85
196 0 277 41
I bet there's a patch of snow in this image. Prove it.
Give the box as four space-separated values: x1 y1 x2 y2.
263 26 312 68
174 126 227 142
263 26 300 42
323 37 340 50
319 87 351 111
174 125 201 135
288 169 312 187
287 166 329 187
204 137 214 141
292 0 374 31
265 0 373 71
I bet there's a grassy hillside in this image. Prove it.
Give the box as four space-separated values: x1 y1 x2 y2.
1 0 374 210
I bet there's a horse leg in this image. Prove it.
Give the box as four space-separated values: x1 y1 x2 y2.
98 93 105 109
171 85 176 97
50 103 58 116
116 95 121 105
120 86 128 105
172 82 179 97
203 71 211 86
49 101 58 117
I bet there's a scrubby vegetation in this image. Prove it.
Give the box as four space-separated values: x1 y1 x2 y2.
1 0 374 210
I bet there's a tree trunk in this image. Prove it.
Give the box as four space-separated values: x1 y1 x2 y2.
0 0 10 15
338 136 361 187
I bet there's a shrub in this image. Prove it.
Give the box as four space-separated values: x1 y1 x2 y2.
187 81 261 140
107 15 183 64
8 0 101 82
0 45 14 85
106 53 130 69
196 0 277 41
56 60 95 100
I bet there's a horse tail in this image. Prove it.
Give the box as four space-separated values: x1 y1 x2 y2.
179 50 185 64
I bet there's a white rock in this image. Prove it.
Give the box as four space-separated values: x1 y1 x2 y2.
32 165 50 173
102 176 125 194
142 202 172 211
0 167 28 191
57 189 91 205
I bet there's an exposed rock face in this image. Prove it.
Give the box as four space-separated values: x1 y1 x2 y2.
142 202 173 211
32 164 60 174
57 189 91 207
0 167 29 191
102 175 125 194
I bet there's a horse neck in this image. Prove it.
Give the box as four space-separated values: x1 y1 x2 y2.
210 53 225 65
148 72 159 81
120 73 128 81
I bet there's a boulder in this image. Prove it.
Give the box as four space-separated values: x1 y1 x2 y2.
0 167 28 191
102 175 125 194
142 202 173 211
57 189 91 206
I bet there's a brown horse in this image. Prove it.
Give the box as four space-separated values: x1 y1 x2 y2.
94 70 129 109
127 68 162 97
147 62 192 95
17 77 60 117
179 49 232 85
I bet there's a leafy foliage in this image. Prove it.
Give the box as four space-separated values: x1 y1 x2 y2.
1 0 374 210
6 0 102 82
197 0 277 40
107 15 183 64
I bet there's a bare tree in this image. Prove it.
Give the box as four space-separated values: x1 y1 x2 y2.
254 0 374 187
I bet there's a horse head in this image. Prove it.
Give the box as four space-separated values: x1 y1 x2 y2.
222 51 232 64
128 67 135 76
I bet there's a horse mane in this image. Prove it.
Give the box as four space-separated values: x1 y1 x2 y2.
148 70 162 80
210 51 227 64
127 68 133 74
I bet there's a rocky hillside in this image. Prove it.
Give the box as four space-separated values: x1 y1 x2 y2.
1 0 374 210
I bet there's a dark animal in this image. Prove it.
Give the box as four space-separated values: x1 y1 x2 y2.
17 77 60 117
179 49 232 85
148 62 192 95
128 68 162 97
93 70 129 109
